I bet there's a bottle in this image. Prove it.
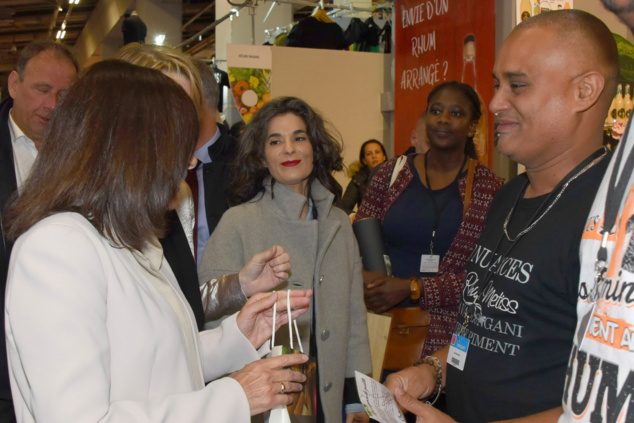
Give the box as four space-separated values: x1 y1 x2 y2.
616 83 626 125
520 0 531 21
626 84 632 120
534 0 540 15
606 94 617 127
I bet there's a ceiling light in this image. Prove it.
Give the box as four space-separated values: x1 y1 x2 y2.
154 34 166 45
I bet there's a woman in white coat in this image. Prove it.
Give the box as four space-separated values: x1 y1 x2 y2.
3 61 311 423
199 97 372 423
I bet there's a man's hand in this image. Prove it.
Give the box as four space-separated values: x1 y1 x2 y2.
394 387 457 423
384 365 436 407
239 246 291 297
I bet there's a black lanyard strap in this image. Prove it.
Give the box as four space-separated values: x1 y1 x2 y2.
424 152 467 254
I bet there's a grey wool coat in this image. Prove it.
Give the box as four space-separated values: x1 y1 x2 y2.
198 177 371 422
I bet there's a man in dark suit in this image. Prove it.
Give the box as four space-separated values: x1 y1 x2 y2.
191 59 236 264
0 40 78 423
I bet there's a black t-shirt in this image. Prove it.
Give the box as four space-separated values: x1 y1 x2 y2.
445 150 610 422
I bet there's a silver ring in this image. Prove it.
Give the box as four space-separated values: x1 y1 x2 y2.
281 382 286 393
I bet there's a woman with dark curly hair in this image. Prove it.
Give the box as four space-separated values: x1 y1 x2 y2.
199 97 372 423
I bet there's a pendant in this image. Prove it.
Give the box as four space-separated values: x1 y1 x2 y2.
591 259 607 304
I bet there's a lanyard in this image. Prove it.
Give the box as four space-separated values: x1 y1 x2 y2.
594 121 634 300
423 152 467 255
460 147 608 334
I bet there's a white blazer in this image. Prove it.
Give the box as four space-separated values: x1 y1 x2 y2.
5 213 258 423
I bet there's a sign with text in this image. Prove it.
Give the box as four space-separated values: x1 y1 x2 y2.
394 0 496 166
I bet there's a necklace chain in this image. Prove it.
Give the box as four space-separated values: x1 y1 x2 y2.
503 149 607 242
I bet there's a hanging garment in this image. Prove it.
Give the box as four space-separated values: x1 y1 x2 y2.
287 16 348 50
380 20 392 53
359 17 380 52
343 18 366 51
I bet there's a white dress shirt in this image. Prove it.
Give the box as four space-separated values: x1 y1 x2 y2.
8 111 37 190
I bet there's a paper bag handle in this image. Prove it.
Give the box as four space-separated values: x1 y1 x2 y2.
271 290 304 353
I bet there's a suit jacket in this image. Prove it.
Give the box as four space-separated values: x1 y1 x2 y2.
0 97 16 401
199 178 372 422
6 213 258 422
159 212 204 330
201 124 235 238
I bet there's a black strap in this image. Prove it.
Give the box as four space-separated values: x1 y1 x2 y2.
598 120 634 262
423 152 467 254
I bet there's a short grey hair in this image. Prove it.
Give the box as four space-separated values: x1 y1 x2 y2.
192 58 220 111
16 40 79 79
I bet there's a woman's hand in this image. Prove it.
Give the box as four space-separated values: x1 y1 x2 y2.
236 290 313 349
230 353 309 416
239 246 291 297
363 270 411 313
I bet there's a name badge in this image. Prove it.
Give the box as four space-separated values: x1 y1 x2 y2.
448 333 469 371
420 254 440 273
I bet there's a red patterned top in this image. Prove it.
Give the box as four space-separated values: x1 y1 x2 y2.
355 154 504 357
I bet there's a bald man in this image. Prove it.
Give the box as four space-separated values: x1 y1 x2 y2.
410 112 429 155
385 10 619 422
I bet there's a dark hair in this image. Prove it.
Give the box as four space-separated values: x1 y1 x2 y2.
5 60 199 251
358 139 387 167
16 40 79 78
426 81 481 159
192 58 220 111
230 96 343 205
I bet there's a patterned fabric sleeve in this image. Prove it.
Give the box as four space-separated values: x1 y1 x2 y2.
354 158 395 221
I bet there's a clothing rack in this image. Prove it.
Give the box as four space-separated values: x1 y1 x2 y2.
262 0 391 23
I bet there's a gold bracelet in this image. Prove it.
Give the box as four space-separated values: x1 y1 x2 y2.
410 277 421 301
414 356 443 405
